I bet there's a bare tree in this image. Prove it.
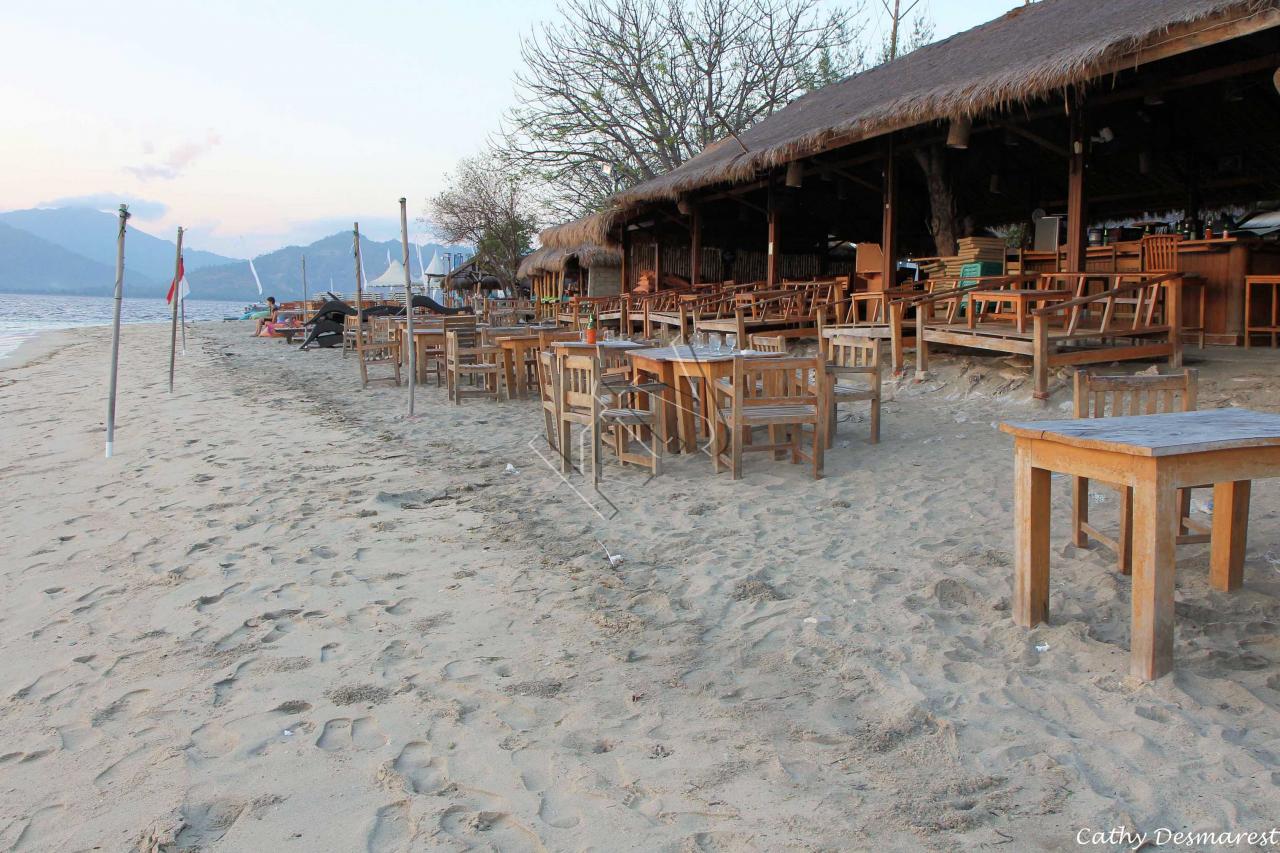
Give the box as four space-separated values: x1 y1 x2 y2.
428 156 539 292
876 0 933 63
497 0 867 217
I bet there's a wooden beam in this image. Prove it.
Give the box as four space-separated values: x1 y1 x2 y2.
1000 123 1069 159
767 178 779 286
654 240 662 291
881 135 897 291
620 226 630 293
690 205 702 286
1065 104 1088 274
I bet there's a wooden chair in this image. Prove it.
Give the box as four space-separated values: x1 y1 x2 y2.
1141 234 1204 347
356 316 401 388
1071 368 1209 574
445 329 505 404
821 334 881 447
342 314 360 358
710 356 825 480
537 350 560 451
749 334 788 353
556 354 662 483
423 316 475 385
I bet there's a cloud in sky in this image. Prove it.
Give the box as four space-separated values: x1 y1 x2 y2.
126 129 222 181
38 192 169 220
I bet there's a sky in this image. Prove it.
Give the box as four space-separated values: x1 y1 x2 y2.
1 0 1022 258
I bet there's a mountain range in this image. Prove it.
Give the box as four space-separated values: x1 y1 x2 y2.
0 207 468 301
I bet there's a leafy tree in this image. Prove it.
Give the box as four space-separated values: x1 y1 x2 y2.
428 156 539 292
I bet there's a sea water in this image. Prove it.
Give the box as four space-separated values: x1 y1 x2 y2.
0 292 251 361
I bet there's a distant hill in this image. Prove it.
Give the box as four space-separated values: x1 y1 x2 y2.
0 221 162 296
0 207 239 282
188 233 470 301
0 206 470 301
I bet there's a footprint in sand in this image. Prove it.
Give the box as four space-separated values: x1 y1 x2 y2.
316 717 387 751
537 792 581 829
390 742 450 794
7 803 66 851
367 801 414 852
321 642 342 662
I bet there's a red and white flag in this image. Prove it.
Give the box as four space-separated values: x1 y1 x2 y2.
166 256 190 304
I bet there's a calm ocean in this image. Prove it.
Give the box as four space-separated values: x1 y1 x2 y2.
0 292 253 362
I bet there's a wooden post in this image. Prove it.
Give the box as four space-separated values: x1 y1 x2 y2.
915 296 929 379
301 255 308 309
400 198 416 415
167 226 183 393
620 225 630 293
105 204 130 459
353 223 367 386
1032 312 1050 400
1065 102 1088 273
889 300 905 375
881 135 898 291
654 240 662 292
690 205 702 286
767 179 778 286
1167 276 1184 368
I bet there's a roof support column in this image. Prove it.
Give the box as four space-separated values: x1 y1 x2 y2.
620 226 630 294
690 204 702 286
654 238 662 291
1065 101 1088 273
767 178 779 286
881 134 897 293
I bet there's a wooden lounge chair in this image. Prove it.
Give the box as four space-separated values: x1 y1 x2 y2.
1070 368 1209 573
445 329 505 404
356 316 401 388
710 356 825 480
820 334 881 447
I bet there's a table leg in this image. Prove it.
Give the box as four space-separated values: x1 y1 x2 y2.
1013 440 1051 627
517 345 531 400
1210 480 1251 592
674 373 697 454
503 351 517 399
1130 465 1178 680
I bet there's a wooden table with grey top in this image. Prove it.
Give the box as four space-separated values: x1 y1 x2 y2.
1000 408 1280 680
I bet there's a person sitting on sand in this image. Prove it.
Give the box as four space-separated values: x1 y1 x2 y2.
253 297 278 337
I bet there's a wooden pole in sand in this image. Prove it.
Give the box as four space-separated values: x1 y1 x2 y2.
167 226 184 392
301 255 308 310
353 222 365 340
105 204 130 458
400 198 416 416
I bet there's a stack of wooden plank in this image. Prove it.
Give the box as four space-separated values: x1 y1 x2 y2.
920 237 1006 279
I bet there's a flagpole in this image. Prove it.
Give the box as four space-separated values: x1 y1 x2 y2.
400 198 416 416
167 227 184 392
105 204 130 458
180 288 187 355
353 221 365 337
301 255 308 311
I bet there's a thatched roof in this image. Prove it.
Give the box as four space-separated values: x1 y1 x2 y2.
538 213 620 251
612 0 1279 206
519 213 624 276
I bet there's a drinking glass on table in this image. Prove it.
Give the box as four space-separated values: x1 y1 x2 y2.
605 329 616 342
726 333 738 353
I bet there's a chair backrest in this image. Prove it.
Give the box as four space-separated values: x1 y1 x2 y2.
559 354 599 412
598 346 630 374
538 330 580 349
537 350 557 404
1072 368 1197 418
730 356 820 410
749 334 787 353
1141 234 1181 273
827 335 879 369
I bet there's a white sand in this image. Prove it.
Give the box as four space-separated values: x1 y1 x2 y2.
1 321 1278 851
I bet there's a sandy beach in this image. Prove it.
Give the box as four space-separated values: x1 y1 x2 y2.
1 321 1278 851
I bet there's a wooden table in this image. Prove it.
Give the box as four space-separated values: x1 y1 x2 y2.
493 334 542 399
393 325 444 383
969 288 1072 333
627 346 786 454
1000 408 1280 680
